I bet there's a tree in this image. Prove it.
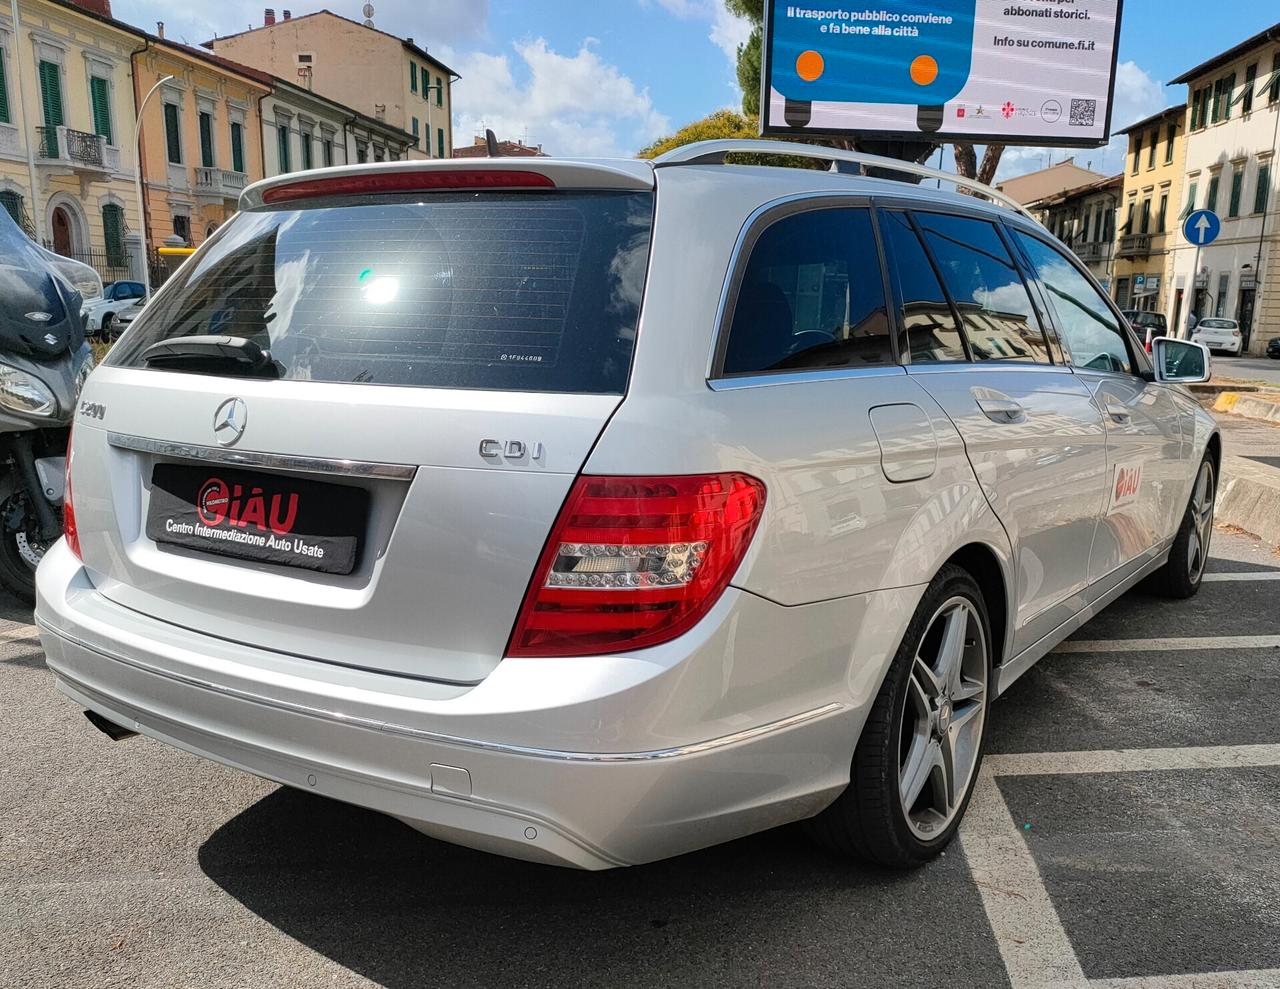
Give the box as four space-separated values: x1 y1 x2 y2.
725 0 1003 182
637 110 759 159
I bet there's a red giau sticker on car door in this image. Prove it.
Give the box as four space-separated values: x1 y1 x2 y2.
1108 461 1144 515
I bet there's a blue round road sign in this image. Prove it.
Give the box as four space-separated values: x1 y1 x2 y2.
1183 209 1221 246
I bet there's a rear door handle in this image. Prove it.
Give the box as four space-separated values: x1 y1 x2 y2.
1105 403 1132 424
976 397 1027 423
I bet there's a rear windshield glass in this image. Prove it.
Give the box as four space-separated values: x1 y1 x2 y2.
109 191 653 394
1198 319 1235 329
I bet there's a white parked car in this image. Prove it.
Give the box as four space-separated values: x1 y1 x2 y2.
82 280 146 339
37 143 1219 870
1192 317 1243 355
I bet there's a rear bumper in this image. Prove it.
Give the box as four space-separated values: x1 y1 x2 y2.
37 540 917 868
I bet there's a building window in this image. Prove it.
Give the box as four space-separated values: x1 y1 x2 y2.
1243 63 1257 115
198 110 214 169
101 203 125 265
1131 133 1141 174
0 48 10 125
1181 181 1198 220
1211 78 1224 122
1272 53 1280 104
409 62 417 93
0 190 28 233
1215 273 1230 318
356 140 367 164
1114 277 1130 309
1257 163 1273 215
230 121 245 173
1157 192 1168 232
37 60 63 156
437 127 445 158
322 137 333 167
277 124 291 172
172 213 190 245
301 132 313 169
412 116 419 146
1228 167 1243 217
1165 123 1176 164
373 144 385 162
1147 129 1157 169
1206 174 1220 213
435 75 443 107
1189 89 1202 130
1139 198 1151 234
163 102 181 164
89 76 112 144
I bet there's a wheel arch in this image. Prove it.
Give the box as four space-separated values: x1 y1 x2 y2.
943 542 1010 670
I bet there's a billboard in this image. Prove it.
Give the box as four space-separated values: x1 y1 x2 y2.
761 1 1124 147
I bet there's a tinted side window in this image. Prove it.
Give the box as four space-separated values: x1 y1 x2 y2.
722 207 892 375
913 212 1051 363
878 210 965 363
1014 231 1134 375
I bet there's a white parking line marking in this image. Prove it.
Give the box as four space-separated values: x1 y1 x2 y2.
1202 571 1280 581
1056 635 1280 653
985 744 1280 778
1091 970 1280 988
960 771 1088 989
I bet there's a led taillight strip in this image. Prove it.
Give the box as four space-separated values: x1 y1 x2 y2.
260 169 557 204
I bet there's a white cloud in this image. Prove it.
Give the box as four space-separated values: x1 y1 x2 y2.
640 0 750 67
993 61 1168 183
446 38 670 157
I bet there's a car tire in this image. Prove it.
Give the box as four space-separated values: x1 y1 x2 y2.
1154 455 1215 599
804 564 993 868
99 312 115 340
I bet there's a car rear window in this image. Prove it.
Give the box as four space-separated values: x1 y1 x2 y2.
109 191 654 394
1198 319 1235 329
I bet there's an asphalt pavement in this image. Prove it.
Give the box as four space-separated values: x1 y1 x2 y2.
1213 354 1280 386
3 533 1280 988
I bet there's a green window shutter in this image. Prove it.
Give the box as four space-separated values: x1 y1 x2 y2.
437 127 444 158
1257 164 1273 215
230 122 244 173
1223 73 1235 120
1228 169 1243 217
38 60 63 128
198 112 214 169
1180 182 1197 221
411 116 419 146
90 76 112 144
322 138 332 167
163 103 182 164
277 124 290 172
0 49 11 124
1272 54 1280 104
435 75 442 107
301 135 312 169
101 204 124 262
1206 175 1219 213
410 62 417 92
1189 92 1200 130
1244 64 1257 115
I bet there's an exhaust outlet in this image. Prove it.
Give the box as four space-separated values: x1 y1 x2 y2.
84 710 138 741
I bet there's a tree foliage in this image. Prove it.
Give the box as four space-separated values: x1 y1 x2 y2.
637 110 759 159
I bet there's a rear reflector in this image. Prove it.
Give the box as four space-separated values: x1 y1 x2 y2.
506 473 766 658
260 169 556 204
64 431 81 561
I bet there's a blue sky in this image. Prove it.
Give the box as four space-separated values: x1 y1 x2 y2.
112 0 1279 175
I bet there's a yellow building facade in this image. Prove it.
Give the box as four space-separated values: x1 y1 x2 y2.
132 39 267 254
1111 104 1188 320
0 0 141 279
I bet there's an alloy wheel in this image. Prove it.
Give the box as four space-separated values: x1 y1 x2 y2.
899 596 988 840
1187 460 1215 582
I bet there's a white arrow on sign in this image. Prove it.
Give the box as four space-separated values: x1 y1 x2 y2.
1195 214 1212 244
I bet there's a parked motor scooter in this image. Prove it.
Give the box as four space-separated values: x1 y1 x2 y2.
0 208 98 602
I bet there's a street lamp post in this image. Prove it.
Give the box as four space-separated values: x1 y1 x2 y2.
133 74 175 297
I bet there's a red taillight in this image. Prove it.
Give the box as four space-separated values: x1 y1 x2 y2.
64 434 81 561
506 473 766 658
260 169 556 204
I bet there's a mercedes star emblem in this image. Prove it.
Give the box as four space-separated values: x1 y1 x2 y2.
212 397 248 447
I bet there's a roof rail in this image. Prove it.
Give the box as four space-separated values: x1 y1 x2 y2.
652 139 1037 222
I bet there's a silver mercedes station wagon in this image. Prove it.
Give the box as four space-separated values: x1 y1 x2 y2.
37 141 1219 869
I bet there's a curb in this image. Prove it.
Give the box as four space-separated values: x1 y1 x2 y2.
1218 455 1280 547
1212 391 1280 423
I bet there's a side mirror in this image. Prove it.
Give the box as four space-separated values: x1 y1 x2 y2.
1152 337 1210 384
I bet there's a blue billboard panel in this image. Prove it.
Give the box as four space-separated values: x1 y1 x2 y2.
762 1 1123 147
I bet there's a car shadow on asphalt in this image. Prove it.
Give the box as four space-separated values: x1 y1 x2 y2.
197 786 997 989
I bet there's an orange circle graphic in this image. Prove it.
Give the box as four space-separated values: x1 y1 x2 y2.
796 50 825 82
910 55 939 86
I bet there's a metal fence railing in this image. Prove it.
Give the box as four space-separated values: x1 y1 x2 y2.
44 244 131 284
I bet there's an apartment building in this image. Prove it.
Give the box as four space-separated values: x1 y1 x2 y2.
1112 104 1187 318
0 0 140 279
206 9 457 161
1168 23 1280 351
1028 175 1122 288
132 38 268 251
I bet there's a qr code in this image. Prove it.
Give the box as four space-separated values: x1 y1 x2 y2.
1070 99 1097 127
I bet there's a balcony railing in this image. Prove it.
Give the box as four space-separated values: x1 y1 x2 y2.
34 126 117 172
1074 241 1110 263
194 166 248 200
1117 233 1152 258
